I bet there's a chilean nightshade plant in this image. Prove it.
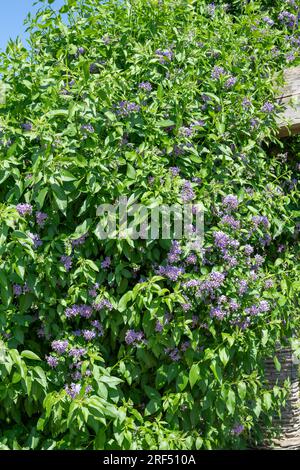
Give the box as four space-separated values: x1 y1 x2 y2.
0 0 300 450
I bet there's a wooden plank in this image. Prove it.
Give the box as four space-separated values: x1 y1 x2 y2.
277 66 300 138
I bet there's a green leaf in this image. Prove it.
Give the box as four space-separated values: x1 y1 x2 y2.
21 350 41 361
157 119 175 127
226 389 236 415
219 347 229 367
189 363 200 389
210 360 222 383
237 381 246 400
118 291 132 312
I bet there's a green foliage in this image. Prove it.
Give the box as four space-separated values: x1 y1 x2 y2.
0 0 299 450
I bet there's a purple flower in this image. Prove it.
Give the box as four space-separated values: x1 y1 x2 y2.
77 47 85 55
68 347 86 359
65 304 92 318
36 211 48 227
258 300 270 312
138 81 152 91
71 233 88 247
238 280 248 295
185 253 197 265
89 283 99 298
81 124 94 134
170 166 180 176
91 320 104 336
13 284 22 296
116 101 140 116
82 329 96 341
46 355 59 368
93 299 113 311
16 203 33 216
231 424 244 436
210 307 226 320
165 347 181 361
263 16 274 26
221 215 240 230
61 255 73 271
261 102 274 113
155 320 164 332
51 340 69 355
167 240 182 264
250 118 258 128
286 52 296 63
29 232 42 248
21 123 32 131
264 279 273 289
181 180 195 202
101 256 111 269
89 63 100 74
125 329 144 345
242 97 251 109
252 215 269 228
244 244 254 256
157 265 185 281
229 299 240 311
222 194 239 211
65 383 81 399
155 49 173 64
254 254 264 267
211 66 225 79
225 76 237 88
213 231 230 250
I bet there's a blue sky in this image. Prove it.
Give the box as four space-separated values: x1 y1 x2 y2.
0 0 65 51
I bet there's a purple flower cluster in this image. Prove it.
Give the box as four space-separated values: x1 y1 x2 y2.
51 340 69 355
181 180 195 202
138 81 152 91
46 355 59 368
238 280 248 295
210 307 226 320
251 215 269 228
221 215 240 230
278 11 297 28
101 256 111 269
116 101 140 116
71 233 88 247
68 348 86 359
16 203 33 216
82 329 97 341
61 255 73 271
231 424 244 436
222 194 239 211
13 284 23 296
165 347 181 362
167 240 182 264
21 122 32 131
29 232 42 248
225 76 237 88
155 49 173 64
261 102 274 113
93 299 113 311
211 66 225 79
157 265 185 281
125 329 144 345
170 166 180 177
89 283 99 297
81 124 95 134
262 16 274 26
65 304 93 319
36 211 48 227
65 383 81 399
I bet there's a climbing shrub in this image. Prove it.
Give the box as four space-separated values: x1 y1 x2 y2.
0 0 300 450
